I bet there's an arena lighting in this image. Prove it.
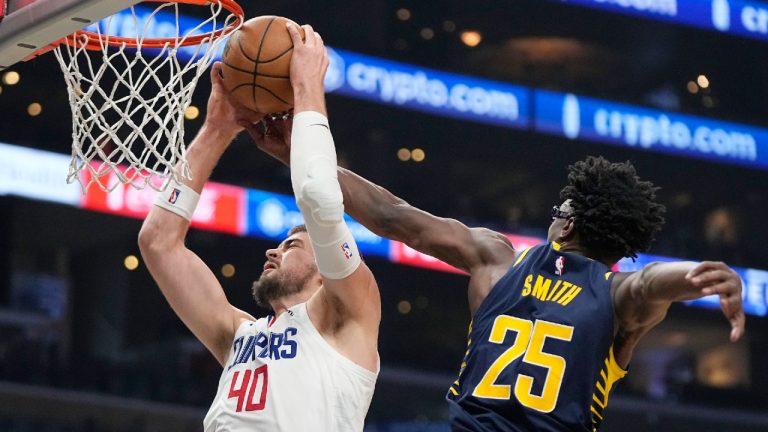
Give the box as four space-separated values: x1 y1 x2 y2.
396 8 411 21
124 255 139 271
221 264 236 278
397 148 411 161
697 74 710 88
26 102 41 117
420 27 435 40
460 30 482 47
393 39 408 50
442 20 457 32
411 148 426 162
2 70 19 85
184 105 200 120
397 300 412 314
687 81 699 94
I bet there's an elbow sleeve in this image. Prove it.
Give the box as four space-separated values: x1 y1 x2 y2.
290 111 361 280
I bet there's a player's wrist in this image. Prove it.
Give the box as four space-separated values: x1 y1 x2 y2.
293 81 325 102
153 181 201 221
293 91 327 116
199 121 241 144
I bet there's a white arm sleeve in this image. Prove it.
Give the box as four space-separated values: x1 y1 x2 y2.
290 111 361 280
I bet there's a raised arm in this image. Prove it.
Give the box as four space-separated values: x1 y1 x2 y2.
138 64 262 366
337 167 515 273
246 116 514 314
611 261 745 367
286 23 380 331
247 31 515 316
246 118 515 276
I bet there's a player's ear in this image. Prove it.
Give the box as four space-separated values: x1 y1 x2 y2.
559 218 577 242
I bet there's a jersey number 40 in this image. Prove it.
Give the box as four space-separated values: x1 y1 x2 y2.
228 365 269 412
472 316 573 413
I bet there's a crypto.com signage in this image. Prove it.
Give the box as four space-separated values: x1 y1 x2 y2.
535 91 768 169
1 142 767 316
93 6 768 171
557 0 768 43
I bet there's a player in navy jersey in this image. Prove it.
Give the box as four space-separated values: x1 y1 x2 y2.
251 125 745 430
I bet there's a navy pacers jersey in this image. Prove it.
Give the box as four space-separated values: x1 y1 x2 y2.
447 242 627 432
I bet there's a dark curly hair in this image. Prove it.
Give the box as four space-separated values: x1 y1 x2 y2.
559 156 666 260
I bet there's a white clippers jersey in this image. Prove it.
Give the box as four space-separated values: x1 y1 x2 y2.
203 302 378 432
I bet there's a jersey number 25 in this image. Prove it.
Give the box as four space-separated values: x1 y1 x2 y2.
472 316 573 413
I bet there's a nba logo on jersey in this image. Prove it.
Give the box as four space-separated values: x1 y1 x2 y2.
341 242 353 259
169 188 181 204
555 256 565 275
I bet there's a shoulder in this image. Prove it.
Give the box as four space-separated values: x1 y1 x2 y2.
610 271 634 288
232 310 264 335
465 231 526 315
609 270 645 309
468 227 516 268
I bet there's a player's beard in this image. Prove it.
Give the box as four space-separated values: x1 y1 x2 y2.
251 263 316 308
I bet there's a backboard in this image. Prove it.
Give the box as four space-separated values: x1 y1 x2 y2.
0 0 141 70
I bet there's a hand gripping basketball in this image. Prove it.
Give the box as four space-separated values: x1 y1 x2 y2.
208 63 265 139
243 113 293 166
220 16 306 114
286 24 330 97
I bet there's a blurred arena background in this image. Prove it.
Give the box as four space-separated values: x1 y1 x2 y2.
0 0 767 431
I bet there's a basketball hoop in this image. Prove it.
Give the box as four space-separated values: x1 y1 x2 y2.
51 0 243 192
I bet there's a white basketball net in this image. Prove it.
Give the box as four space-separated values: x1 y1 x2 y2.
53 1 241 192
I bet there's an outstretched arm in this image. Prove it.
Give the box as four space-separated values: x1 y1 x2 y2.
245 120 515 276
611 261 745 367
138 64 262 366
337 168 515 273
286 23 380 333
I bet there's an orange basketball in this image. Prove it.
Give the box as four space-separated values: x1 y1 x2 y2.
220 16 305 114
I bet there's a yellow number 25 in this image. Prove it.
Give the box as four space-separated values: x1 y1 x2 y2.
472 315 574 413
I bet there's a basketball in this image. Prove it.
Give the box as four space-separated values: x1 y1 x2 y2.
220 16 305 114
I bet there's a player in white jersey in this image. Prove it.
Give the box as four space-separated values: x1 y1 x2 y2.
138 23 380 431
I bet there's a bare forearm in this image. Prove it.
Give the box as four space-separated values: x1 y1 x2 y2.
288 22 328 116
640 261 701 303
254 136 420 242
617 260 745 350
337 167 409 240
293 85 327 116
180 124 237 192
614 262 701 341
139 124 235 248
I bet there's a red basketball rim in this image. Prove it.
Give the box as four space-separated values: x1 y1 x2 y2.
64 0 244 51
